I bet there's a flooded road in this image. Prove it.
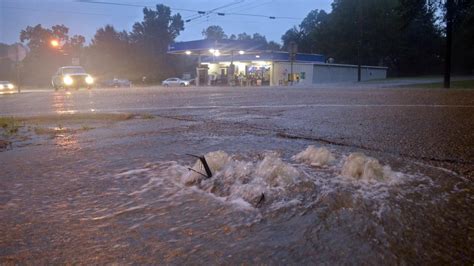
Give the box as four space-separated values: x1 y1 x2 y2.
0 86 473 264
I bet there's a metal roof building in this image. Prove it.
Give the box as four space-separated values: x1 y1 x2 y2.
168 39 386 86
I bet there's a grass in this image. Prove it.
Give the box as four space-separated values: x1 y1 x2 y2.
0 117 21 136
400 80 474 89
21 113 136 124
81 125 95 131
141 114 155 120
1 112 151 139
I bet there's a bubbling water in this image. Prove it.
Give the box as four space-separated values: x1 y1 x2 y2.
341 152 393 182
167 151 301 207
134 146 406 212
292 145 335 167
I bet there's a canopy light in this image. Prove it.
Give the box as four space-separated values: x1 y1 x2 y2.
238 50 245 55
255 55 260 58
209 49 220 56
185 50 192 55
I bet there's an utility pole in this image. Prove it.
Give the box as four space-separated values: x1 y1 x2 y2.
16 45 21 93
289 41 297 86
444 0 454 89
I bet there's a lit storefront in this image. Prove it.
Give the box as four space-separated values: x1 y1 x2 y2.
168 39 386 86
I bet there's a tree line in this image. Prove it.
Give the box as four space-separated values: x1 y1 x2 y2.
281 0 473 76
0 4 185 85
0 1 472 85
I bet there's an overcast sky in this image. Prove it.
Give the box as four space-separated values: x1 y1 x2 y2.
0 0 333 45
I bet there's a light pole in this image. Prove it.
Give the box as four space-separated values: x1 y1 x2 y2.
50 39 60 48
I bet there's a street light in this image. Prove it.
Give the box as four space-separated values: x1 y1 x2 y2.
50 39 60 48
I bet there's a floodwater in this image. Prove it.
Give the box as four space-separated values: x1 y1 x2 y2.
1 87 473 264
1 143 472 264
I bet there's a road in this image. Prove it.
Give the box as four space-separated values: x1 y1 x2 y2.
2 85 473 175
1 85 473 264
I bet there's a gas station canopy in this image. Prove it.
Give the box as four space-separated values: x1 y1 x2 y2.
168 39 325 63
168 39 266 56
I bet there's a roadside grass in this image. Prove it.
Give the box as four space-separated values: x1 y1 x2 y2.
400 80 474 89
1 112 152 140
0 113 150 149
21 113 135 124
141 113 155 119
0 117 21 136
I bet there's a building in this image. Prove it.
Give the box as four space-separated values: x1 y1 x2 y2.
168 39 387 86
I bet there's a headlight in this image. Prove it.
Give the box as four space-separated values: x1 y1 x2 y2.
7 84 14 89
85 76 94 85
63 76 73 86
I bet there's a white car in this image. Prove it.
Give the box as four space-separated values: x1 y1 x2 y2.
0 81 15 93
52 66 94 91
162 78 190 87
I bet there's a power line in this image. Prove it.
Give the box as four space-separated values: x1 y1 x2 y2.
75 0 198 13
224 0 273 13
184 0 244 23
75 0 302 22
2 5 119 17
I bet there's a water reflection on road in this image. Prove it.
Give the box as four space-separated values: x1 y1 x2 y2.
0 86 473 264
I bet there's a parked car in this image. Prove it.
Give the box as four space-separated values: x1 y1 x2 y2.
101 78 132 88
51 66 94 90
0 81 15 93
162 78 191 87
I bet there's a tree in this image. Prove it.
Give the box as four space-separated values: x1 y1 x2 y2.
202 25 227 40
0 43 15 80
281 27 302 51
130 4 184 80
19 24 86 85
86 25 131 78
451 0 474 74
282 0 444 76
237 32 252 41
266 41 281 51
399 0 472 85
200 27 281 51
251 33 267 44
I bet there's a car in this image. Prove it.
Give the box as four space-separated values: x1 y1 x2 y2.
0 81 16 93
51 66 95 91
101 78 132 88
162 78 191 87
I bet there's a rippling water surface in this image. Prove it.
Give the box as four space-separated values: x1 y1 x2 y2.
3 145 469 264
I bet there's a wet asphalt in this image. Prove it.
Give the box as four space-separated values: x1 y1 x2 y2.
0 84 473 264
1 84 473 177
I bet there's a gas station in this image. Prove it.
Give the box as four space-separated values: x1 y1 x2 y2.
168 39 387 86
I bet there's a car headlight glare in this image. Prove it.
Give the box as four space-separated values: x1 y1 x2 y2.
7 84 14 89
85 76 94 85
63 76 73 85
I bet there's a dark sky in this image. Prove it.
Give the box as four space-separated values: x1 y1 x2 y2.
0 0 332 45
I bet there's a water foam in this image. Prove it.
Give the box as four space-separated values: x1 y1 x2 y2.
173 151 300 207
292 145 335 167
341 153 393 182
